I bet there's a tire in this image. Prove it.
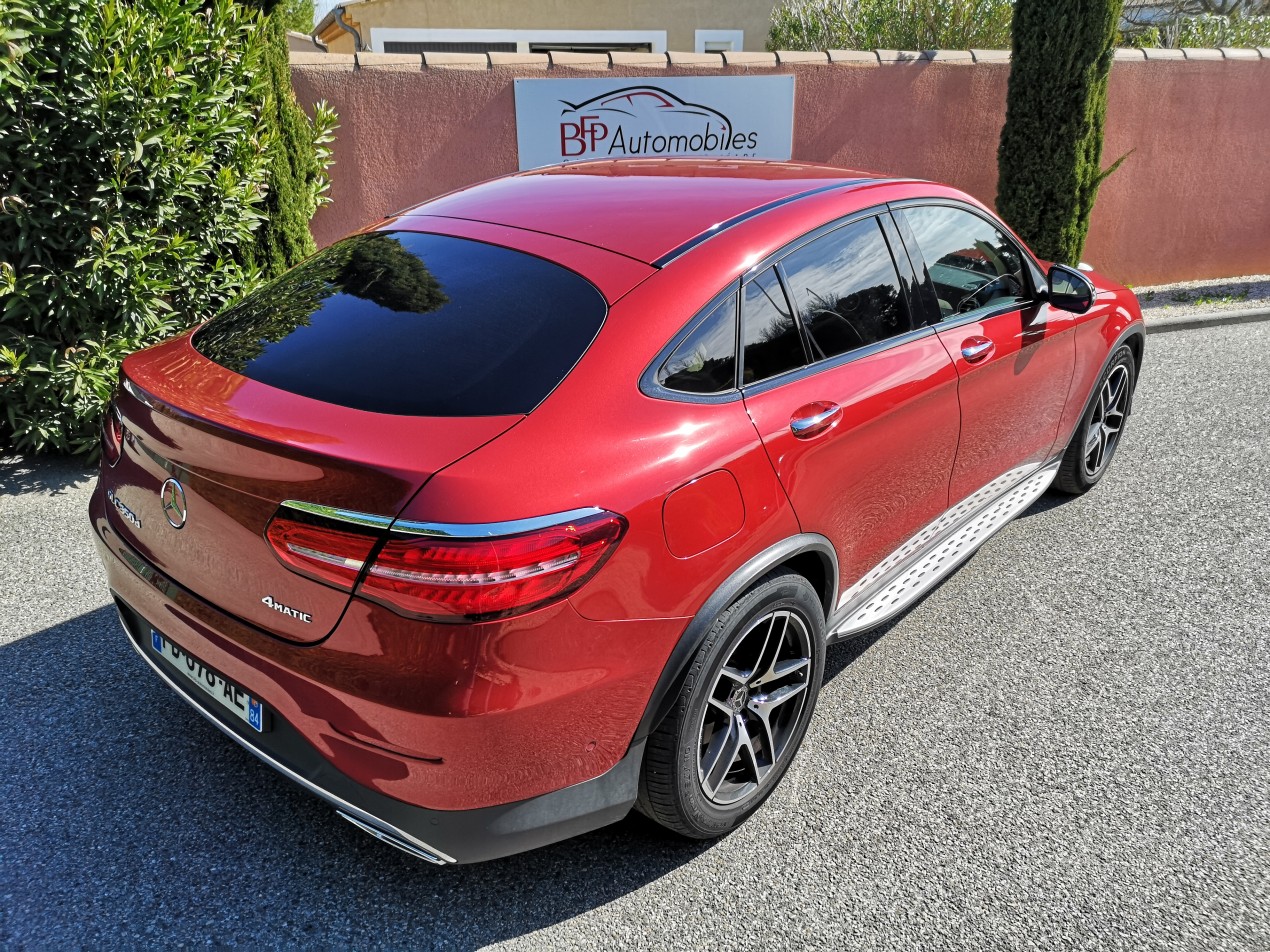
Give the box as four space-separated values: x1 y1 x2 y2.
636 570 826 839
1053 344 1137 495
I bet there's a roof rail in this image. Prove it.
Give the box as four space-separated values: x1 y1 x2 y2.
650 178 879 268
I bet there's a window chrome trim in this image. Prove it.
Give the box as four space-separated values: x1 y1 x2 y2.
922 297 1043 333
280 500 610 539
740 324 939 399
638 282 744 405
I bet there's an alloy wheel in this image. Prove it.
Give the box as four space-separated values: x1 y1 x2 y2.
1083 364 1130 478
697 609 813 806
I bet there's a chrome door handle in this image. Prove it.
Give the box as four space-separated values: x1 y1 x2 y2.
790 403 842 439
960 338 995 362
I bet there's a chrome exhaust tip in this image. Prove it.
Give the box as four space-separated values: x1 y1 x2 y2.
336 810 453 865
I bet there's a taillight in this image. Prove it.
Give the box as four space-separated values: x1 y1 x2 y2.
266 506 627 622
265 515 379 589
101 400 123 467
360 510 627 621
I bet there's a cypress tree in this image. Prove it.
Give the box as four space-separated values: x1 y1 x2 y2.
996 0 1126 265
240 2 327 277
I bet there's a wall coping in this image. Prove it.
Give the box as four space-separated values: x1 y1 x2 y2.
294 48 1270 71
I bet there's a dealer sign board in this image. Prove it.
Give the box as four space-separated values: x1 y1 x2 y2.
514 76 796 171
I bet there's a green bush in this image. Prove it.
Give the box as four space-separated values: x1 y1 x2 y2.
768 0 1014 51
242 7 334 278
0 0 336 456
996 0 1124 265
1124 13 1270 47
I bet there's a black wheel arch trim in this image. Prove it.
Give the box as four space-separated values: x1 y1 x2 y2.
1060 322 1145 450
630 533 838 744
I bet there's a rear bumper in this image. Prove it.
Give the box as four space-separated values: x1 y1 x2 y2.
112 596 641 864
91 485 662 863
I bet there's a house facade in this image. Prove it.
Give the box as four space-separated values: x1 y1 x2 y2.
313 0 781 55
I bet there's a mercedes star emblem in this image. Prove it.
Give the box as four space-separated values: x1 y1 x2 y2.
160 477 188 529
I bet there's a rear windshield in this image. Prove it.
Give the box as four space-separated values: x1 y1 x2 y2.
192 232 607 416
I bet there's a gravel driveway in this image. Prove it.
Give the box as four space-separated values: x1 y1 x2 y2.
1 322 1267 951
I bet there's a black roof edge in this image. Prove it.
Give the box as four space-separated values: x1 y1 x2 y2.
650 178 889 268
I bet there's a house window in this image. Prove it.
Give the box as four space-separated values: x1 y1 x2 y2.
384 41 516 54
695 29 744 53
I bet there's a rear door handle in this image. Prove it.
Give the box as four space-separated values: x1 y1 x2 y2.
960 336 995 363
790 402 842 439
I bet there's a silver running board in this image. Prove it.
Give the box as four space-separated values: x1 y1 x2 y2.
828 461 1060 642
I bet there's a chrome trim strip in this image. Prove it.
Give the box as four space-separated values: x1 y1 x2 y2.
336 812 447 865
391 506 608 539
739 324 938 399
280 501 396 529
119 613 456 864
280 500 611 540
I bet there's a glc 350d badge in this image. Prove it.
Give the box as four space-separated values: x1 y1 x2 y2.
105 489 141 530
160 477 187 529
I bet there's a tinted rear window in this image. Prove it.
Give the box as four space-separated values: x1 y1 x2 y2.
192 232 607 416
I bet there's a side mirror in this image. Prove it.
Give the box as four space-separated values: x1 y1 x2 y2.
1046 264 1096 314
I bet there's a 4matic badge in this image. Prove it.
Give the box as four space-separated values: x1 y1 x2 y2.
262 595 312 624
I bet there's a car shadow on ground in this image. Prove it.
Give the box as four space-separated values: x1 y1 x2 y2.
4 599 898 947
1 605 718 949
1017 487 1082 520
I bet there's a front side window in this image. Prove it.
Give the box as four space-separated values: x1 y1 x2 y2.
741 267 806 385
780 217 909 361
657 293 737 394
902 206 1029 320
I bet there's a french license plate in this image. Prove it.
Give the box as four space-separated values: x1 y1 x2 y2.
150 630 266 732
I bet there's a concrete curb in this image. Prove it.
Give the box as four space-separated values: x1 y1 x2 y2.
1143 306 1270 334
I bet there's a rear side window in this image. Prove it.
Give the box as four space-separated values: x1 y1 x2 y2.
192 232 607 416
741 267 806 385
780 217 909 361
657 294 737 394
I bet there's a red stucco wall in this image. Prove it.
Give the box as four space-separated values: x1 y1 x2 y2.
291 52 1270 285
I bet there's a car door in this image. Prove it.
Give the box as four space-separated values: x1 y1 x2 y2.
740 213 962 595
893 202 1077 504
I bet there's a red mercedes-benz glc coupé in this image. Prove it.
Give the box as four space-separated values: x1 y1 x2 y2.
92 159 1143 864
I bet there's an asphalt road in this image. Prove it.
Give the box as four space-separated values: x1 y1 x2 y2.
2 322 1267 951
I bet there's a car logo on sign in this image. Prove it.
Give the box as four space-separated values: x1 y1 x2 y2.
160 477 187 529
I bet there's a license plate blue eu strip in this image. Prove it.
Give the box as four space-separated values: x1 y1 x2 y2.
150 630 265 732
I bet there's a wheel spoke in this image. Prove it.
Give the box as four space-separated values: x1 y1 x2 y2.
718 664 748 688
746 708 776 775
707 696 734 717
1084 425 1101 459
756 680 808 712
755 656 809 687
750 612 789 686
1106 370 1126 409
735 716 764 784
700 716 744 799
